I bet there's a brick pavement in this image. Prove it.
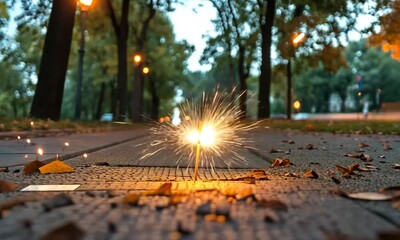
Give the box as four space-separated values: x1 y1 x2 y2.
0 128 400 239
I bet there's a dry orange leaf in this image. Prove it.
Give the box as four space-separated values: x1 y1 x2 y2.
23 160 46 174
0 180 17 193
145 183 172 196
39 160 74 174
122 193 141 206
304 170 319 178
271 158 291 168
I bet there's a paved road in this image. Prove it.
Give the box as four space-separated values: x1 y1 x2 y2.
294 112 400 120
0 127 399 239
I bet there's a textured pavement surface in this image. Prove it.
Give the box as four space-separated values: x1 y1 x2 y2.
0 127 400 240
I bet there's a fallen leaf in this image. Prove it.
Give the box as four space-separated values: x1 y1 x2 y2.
245 169 269 180
0 167 9 172
236 188 256 201
264 210 280 223
357 142 369 148
282 140 295 144
346 192 393 201
335 165 350 174
348 163 360 172
145 183 172 196
39 160 74 174
303 170 318 178
284 172 299 178
23 160 46 174
344 153 361 158
122 193 141 206
360 153 373 162
257 199 288 211
0 180 17 193
270 147 285 153
306 144 316 150
331 177 341 184
93 162 110 166
383 142 392 151
271 158 291 168
42 193 74 211
305 124 314 131
380 155 386 158
393 163 400 169
41 222 85 240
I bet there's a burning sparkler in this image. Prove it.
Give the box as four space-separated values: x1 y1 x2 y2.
140 88 258 181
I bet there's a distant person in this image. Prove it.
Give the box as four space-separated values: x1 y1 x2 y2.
363 102 369 118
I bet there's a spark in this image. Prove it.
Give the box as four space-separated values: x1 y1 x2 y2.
140 88 258 180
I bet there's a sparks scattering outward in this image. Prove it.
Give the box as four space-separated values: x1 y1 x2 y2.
139 88 258 178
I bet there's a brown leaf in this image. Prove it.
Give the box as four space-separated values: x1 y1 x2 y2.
122 193 141 206
23 160 46 174
145 183 172 196
41 222 85 240
378 230 400 240
245 169 269 180
0 180 17 193
304 170 319 178
383 142 393 151
360 153 373 162
236 188 256 201
270 147 285 153
264 210 280 223
348 163 360 172
39 160 74 174
331 177 341 184
392 163 400 169
305 144 316 150
284 172 299 178
346 192 393 201
335 165 350 174
0 167 9 172
344 153 362 158
271 158 291 168
305 171 319 179
357 142 369 148
257 199 288 211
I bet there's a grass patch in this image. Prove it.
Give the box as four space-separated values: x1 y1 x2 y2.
257 119 400 135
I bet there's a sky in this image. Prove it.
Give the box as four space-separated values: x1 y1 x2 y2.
167 1 216 72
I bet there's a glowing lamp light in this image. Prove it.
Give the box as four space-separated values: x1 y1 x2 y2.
26 139 31 144
133 54 142 64
83 153 88 158
37 148 43 156
64 142 70 147
293 100 301 111
17 136 21 140
142 67 150 74
357 92 362 97
293 32 305 45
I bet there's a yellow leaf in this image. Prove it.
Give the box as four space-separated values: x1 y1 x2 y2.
39 160 74 174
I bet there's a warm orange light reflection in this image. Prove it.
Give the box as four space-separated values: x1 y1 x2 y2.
37 148 44 156
293 32 305 45
357 92 362 97
79 0 93 7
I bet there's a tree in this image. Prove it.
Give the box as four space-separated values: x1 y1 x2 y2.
104 0 130 121
30 0 76 120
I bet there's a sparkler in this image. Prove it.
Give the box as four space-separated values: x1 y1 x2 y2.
140 88 258 181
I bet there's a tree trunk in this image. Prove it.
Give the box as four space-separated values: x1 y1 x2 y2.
149 78 159 121
238 46 248 118
30 0 76 120
96 82 106 120
258 0 276 119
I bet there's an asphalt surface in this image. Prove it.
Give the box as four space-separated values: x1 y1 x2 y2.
0 126 400 240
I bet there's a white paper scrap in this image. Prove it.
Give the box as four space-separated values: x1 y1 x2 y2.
21 184 81 192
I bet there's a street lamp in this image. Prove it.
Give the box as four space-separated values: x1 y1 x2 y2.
132 53 144 122
287 32 305 120
74 0 93 120
142 66 150 75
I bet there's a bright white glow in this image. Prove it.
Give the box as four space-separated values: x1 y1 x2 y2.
21 185 81 191
172 107 181 126
26 139 31 144
17 136 21 140
37 148 43 156
64 142 70 147
79 0 93 7
293 33 305 44
83 153 88 158
186 125 216 147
